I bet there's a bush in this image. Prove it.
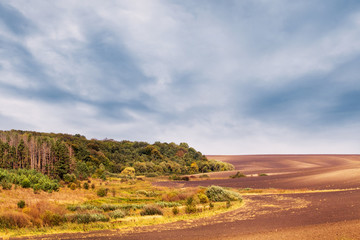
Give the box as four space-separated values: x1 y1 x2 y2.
69 183 76 190
83 182 89 190
91 183 95 189
185 196 197 214
97 188 108 197
258 173 268 176
1 180 12 190
21 178 31 188
230 172 246 178
172 206 179 215
199 174 209 178
198 193 209 203
140 205 163 216
156 201 181 208
17 200 26 209
67 213 109 223
0 212 32 228
205 186 242 202
63 173 76 183
145 173 158 178
109 209 126 219
42 211 65 226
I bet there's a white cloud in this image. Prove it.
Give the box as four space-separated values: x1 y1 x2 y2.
1 1 360 154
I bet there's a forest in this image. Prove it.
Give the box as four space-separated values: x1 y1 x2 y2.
0 130 234 180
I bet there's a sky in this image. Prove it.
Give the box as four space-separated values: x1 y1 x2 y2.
1 0 360 154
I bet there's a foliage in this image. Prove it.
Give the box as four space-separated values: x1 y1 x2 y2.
229 172 246 178
66 213 109 224
205 186 242 202
258 173 268 176
17 200 26 209
83 182 89 190
96 187 108 197
185 196 197 214
0 130 233 179
0 168 59 192
108 210 126 219
0 212 32 228
69 183 76 190
140 205 163 216
172 206 179 215
198 193 209 203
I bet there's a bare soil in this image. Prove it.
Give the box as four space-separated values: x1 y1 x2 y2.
14 155 360 240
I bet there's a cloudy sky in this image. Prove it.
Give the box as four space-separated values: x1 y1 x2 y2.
1 0 360 154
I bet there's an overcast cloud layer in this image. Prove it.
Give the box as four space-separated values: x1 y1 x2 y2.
1 0 360 154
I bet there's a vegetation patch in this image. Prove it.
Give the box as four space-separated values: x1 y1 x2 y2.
205 186 242 202
230 172 246 178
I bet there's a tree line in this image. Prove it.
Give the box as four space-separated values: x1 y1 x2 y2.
0 130 234 179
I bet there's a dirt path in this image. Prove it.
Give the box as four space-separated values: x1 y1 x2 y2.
13 155 360 240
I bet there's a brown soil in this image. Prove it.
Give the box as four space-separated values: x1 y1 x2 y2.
14 155 360 240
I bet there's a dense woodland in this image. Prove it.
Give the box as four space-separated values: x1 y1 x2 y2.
0 130 233 180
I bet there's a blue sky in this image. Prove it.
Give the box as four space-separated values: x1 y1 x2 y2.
1 0 360 154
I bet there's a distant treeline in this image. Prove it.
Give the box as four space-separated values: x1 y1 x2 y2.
0 130 233 179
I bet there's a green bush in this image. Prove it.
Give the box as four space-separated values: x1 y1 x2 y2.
172 206 179 215
43 211 65 226
155 201 181 208
67 213 109 224
83 182 89 190
97 188 108 197
109 209 126 219
63 173 76 183
21 178 31 188
205 186 242 202
17 200 26 209
1 180 12 190
140 205 163 216
258 173 268 176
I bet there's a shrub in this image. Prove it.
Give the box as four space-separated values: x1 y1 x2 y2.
258 173 268 176
97 188 108 197
145 173 158 178
21 178 31 188
156 201 181 208
185 196 197 214
205 186 242 202
140 205 163 216
69 183 76 190
230 172 246 178
172 206 179 215
63 173 76 183
0 212 32 228
1 180 12 190
67 213 109 223
17 200 26 209
91 183 95 189
83 182 89 190
198 193 209 204
42 211 65 226
199 174 209 178
109 209 126 219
